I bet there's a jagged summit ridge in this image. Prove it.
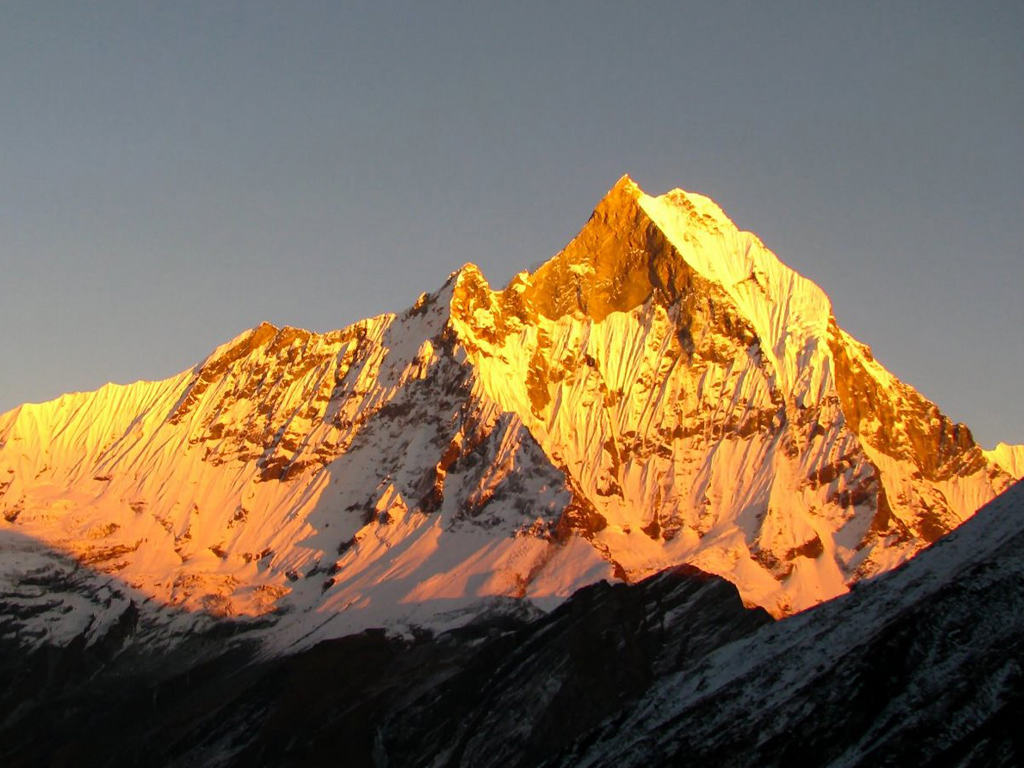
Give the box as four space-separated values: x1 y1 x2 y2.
455 175 834 403
0 177 1020 653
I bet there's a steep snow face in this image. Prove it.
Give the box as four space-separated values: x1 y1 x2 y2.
637 180 833 402
0 176 1017 650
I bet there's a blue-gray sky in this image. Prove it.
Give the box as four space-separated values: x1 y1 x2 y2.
1 1 1021 447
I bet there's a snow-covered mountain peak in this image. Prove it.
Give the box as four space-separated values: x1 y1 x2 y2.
441 177 1017 616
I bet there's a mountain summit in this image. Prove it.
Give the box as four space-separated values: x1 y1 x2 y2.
0 177 1019 652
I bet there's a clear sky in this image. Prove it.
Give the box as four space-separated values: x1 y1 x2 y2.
0 1 1021 448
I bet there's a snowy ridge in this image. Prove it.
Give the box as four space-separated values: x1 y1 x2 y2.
0 176 1019 653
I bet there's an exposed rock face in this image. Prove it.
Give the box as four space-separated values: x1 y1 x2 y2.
0 175 1019 654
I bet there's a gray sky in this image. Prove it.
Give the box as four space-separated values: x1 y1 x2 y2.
1 1 1021 448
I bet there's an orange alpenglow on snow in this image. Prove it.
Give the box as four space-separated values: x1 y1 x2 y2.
1 176 1020 652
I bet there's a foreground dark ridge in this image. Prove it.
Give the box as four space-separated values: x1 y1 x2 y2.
0 563 770 767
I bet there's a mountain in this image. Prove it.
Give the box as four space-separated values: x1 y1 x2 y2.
0 175 1020 657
